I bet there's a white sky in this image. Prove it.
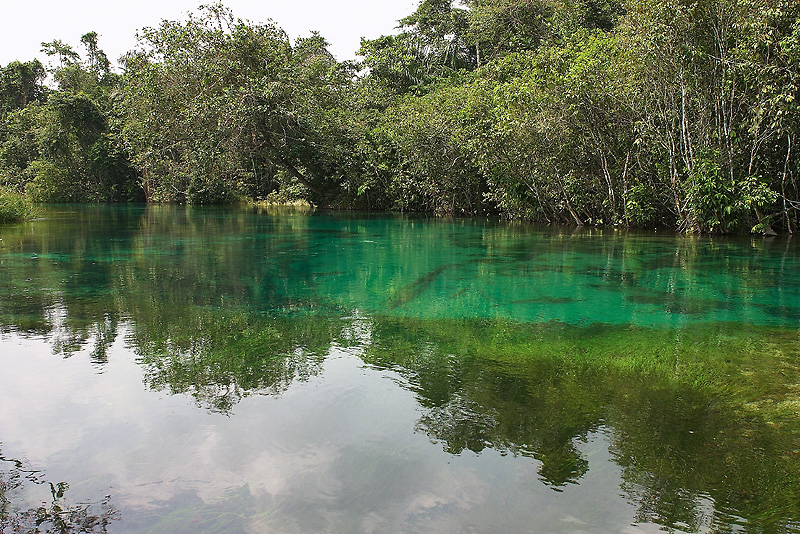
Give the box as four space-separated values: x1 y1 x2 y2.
0 0 420 68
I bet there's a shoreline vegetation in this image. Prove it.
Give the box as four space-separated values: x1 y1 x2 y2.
1 0 798 233
0 187 35 222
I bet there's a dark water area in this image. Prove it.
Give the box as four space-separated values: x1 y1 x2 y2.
0 204 798 533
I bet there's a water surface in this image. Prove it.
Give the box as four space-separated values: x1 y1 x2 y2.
1 205 798 533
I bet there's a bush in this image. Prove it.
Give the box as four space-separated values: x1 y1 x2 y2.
0 187 35 222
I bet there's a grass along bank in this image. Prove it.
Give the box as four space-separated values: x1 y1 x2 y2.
0 188 35 222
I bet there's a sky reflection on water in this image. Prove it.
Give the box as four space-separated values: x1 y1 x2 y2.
1 205 798 533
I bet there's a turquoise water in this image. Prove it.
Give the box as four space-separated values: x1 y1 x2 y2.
0 205 798 533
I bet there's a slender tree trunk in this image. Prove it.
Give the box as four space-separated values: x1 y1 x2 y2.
599 150 616 219
679 70 695 174
566 200 584 226
754 206 777 236
621 150 631 225
142 168 152 202
782 134 793 234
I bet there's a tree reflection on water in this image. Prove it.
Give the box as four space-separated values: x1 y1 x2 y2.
0 448 118 533
1 206 799 533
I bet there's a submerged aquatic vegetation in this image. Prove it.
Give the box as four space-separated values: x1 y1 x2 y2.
0 205 798 533
0 449 118 533
361 318 800 530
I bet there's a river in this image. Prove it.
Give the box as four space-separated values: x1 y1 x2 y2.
1 204 798 533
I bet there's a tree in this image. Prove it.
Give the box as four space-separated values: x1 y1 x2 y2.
359 0 475 92
1 33 140 201
0 60 46 117
618 0 797 233
120 4 352 203
465 0 558 63
40 39 80 68
80 32 111 75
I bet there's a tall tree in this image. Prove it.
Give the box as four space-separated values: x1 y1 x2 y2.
80 32 111 75
120 4 351 203
1 33 139 201
0 60 46 116
359 0 475 92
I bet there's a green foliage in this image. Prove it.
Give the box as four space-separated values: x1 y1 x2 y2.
346 0 797 230
685 152 781 233
686 153 737 233
119 4 352 204
80 32 111 75
0 60 46 117
25 160 76 201
619 0 800 232
22 92 140 202
359 0 476 93
463 0 625 65
41 39 80 68
0 105 40 190
624 183 658 227
1 33 140 203
0 0 798 232
0 186 35 222
369 79 491 213
466 32 639 224
465 0 557 61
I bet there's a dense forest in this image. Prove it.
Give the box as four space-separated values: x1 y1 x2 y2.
0 0 798 233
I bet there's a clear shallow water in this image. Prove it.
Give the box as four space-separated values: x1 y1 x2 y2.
0 205 798 533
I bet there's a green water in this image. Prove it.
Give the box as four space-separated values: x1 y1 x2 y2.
0 205 798 533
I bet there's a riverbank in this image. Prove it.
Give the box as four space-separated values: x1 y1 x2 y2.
0 188 35 222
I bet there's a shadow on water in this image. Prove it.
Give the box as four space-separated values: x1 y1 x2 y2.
387 264 453 310
624 291 738 315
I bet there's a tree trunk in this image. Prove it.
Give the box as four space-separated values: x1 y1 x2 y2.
754 206 777 236
782 134 793 234
254 137 325 197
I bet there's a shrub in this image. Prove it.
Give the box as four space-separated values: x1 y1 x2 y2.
0 187 35 222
